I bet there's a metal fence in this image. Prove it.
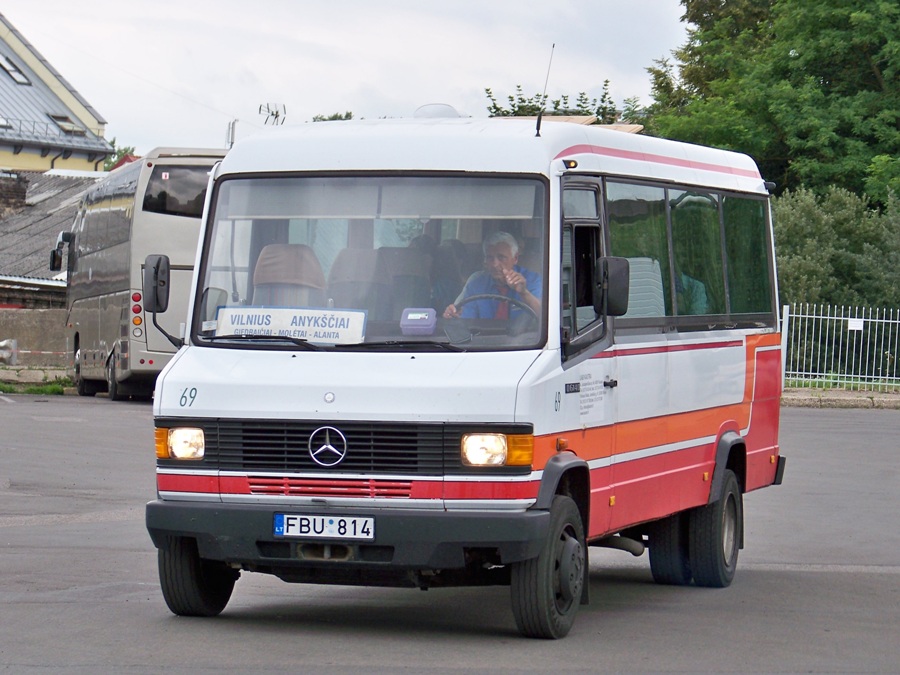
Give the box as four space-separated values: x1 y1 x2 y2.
781 303 900 391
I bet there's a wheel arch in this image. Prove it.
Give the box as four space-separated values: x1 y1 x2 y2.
710 431 747 503
533 452 590 534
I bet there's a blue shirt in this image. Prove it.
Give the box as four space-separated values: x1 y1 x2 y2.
458 265 542 318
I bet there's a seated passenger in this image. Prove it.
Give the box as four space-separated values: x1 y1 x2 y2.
443 231 541 319
676 271 709 315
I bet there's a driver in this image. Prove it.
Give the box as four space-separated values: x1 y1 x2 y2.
442 231 541 319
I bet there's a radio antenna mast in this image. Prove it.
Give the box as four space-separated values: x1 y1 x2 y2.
536 43 555 137
259 103 286 125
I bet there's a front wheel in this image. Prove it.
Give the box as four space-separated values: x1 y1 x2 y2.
158 537 238 617
510 495 585 639
688 469 743 587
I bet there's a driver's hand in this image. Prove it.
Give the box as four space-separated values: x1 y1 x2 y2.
503 268 526 294
443 303 460 319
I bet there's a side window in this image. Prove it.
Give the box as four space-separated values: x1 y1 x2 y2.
723 196 773 314
562 187 602 338
606 182 671 319
670 190 725 315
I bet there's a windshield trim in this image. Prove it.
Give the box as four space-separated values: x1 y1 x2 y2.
192 170 550 353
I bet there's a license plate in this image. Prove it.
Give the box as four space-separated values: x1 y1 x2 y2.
274 513 374 540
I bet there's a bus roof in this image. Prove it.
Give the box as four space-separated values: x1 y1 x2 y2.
143 147 229 160
219 118 768 195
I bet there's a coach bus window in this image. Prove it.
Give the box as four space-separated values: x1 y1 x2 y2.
670 190 725 316
723 196 773 314
143 166 211 218
606 182 671 319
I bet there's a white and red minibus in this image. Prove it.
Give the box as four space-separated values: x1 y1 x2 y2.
144 114 785 638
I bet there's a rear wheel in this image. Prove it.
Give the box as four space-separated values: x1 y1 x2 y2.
510 495 585 639
74 348 98 397
689 469 743 587
648 512 692 585
106 353 125 401
158 537 238 617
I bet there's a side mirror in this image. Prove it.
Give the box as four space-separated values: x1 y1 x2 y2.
594 256 630 317
49 230 73 272
143 254 171 313
49 248 63 272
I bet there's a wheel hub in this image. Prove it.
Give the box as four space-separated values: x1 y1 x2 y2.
557 532 584 604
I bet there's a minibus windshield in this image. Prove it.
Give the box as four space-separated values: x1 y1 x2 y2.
194 175 548 351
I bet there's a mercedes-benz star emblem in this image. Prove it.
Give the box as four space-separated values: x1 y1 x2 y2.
308 426 348 467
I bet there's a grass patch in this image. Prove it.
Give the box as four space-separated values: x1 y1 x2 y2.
785 375 900 392
0 377 73 396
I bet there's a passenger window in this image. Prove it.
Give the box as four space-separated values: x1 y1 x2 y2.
723 196 772 314
607 182 671 319
670 190 724 315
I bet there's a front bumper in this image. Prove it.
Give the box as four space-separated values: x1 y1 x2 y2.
146 499 550 573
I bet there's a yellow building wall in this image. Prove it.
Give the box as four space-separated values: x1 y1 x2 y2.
0 148 102 173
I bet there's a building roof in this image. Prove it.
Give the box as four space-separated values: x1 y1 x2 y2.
0 13 112 156
0 171 102 278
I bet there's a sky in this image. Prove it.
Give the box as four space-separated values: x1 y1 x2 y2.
2 1 688 155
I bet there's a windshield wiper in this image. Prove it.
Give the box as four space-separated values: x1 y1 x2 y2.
335 340 466 352
202 334 324 350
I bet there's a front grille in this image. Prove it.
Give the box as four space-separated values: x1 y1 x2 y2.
215 420 444 474
157 418 532 477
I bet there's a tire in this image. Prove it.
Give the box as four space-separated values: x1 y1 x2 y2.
648 512 692 586
510 495 585 639
74 348 98 397
688 469 743 587
106 353 125 401
158 537 237 617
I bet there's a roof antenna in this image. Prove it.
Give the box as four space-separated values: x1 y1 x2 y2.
536 43 555 137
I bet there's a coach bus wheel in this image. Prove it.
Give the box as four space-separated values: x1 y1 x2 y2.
510 495 585 639
106 354 125 401
74 348 97 397
648 512 692 585
158 537 237 617
688 469 742 587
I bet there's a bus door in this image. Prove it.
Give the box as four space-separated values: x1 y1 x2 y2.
560 183 617 538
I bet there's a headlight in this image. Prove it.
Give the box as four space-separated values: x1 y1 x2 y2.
461 433 533 467
156 427 205 459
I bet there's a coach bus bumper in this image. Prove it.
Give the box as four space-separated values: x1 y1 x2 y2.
146 499 550 576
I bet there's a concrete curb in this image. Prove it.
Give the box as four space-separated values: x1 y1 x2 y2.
781 390 900 409
0 366 70 385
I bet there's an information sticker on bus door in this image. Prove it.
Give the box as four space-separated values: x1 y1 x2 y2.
212 307 367 344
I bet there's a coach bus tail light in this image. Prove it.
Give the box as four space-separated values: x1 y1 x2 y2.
156 428 205 460
461 433 533 467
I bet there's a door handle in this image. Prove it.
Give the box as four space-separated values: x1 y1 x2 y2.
604 378 618 388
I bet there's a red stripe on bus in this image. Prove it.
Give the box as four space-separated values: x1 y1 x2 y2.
157 473 218 493
591 339 744 359
554 144 762 179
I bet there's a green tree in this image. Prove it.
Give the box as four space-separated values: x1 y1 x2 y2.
103 138 136 171
311 112 353 122
485 82 621 123
646 0 900 203
773 187 899 308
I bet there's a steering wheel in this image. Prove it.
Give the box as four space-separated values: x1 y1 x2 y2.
454 293 539 322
